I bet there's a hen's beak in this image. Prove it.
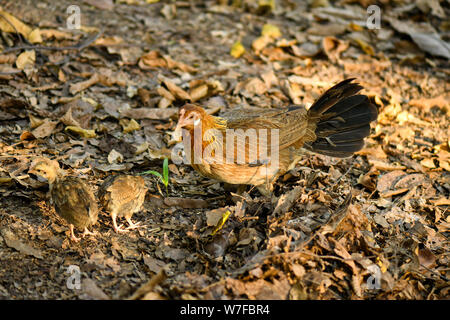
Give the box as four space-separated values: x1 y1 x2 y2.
172 121 184 142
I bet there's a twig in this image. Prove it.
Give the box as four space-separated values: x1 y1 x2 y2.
2 30 103 53
127 268 167 300
0 69 22 76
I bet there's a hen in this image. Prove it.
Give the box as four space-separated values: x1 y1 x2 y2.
174 79 378 195
98 175 147 233
28 157 98 242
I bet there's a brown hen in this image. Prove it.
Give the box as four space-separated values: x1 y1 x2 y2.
174 79 378 195
98 175 147 233
29 158 98 242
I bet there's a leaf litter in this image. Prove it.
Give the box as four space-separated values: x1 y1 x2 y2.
0 0 448 300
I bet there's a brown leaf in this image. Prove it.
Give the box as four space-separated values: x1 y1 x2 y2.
322 36 349 62
161 77 191 101
273 186 302 215
206 207 229 227
120 107 178 120
81 278 110 300
189 84 209 102
1 229 43 259
83 0 114 10
31 119 58 138
69 73 100 95
163 197 209 209
143 255 166 273
139 50 167 69
15 50 35 70
417 246 436 268
244 77 268 96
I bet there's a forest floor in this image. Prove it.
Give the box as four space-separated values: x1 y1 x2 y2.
0 0 448 300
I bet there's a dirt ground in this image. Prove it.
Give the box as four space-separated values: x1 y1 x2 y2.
0 0 449 300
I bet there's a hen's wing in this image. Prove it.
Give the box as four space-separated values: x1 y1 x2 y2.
220 105 313 155
51 177 98 229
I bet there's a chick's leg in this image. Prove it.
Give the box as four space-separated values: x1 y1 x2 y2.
125 216 142 230
69 224 80 242
111 211 127 233
82 227 97 237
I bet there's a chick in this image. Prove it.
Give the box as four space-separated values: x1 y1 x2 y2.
98 175 147 233
29 157 98 242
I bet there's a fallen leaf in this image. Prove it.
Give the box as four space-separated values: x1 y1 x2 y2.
161 77 191 101
0 9 41 43
386 17 450 59
83 0 114 10
163 197 209 209
119 118 140 133
211 210 232 236
82 278 110 300
107 149 123 164
230 41 245 58
1 229 43 259
65 126 97 138
15 50 35 70
69 74 100 95
261 24 281 38
417 246 436 268
190 84 209 102
206 207 228 227
273 186 303 215
32 119 58 138
120 107 178 120
252 36 272 53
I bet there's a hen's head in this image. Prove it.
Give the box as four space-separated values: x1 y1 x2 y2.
176 104 206 130
172 104 207 141
29 157 60 184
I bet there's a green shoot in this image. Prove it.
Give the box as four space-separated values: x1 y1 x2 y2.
141 158 169 195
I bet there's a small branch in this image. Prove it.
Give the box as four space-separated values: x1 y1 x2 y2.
127 268 167 300
2 30 103 53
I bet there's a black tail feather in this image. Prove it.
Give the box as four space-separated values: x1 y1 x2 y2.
307 78 363 116
306 79 378 158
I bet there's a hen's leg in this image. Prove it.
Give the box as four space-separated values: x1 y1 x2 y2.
256 184 273 198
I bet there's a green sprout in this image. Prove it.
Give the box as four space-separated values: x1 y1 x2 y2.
141 158 169 195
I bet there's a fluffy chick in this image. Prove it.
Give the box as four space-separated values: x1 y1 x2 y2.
98 175 147 233
29 157 98 242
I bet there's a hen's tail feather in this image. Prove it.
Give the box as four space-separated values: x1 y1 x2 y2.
307 78 363 116
305 79 378 158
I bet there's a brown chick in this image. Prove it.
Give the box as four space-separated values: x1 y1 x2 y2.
98 175 147 233
29 158 98 242
174 79 378 195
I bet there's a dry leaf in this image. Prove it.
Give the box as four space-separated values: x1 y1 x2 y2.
190 84 209 102
82 278 110 300
161 77 191 101
252 36 272 53
120 107 178 120
15 50 35 70
0 9 41 43
32 119 58 138
120 118 140 133
261 24 281 38
107 149 124 164
65 126 97 138
70 74 100 95
230 41 245 58
2 229 43 259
